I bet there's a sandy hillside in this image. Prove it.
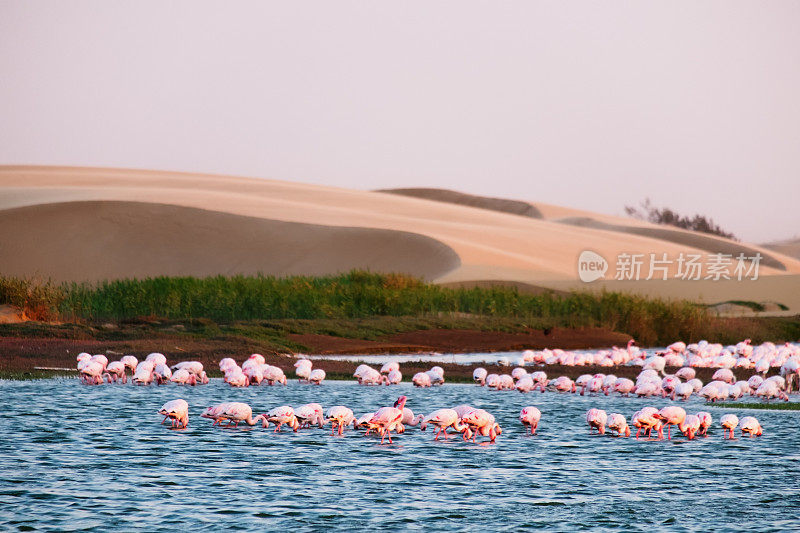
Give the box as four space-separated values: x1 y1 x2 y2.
1 166 799 310
762 238 800 261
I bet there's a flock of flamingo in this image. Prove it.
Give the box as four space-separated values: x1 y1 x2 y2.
77 338 796 444
157 396 762 444
158 396 504 444
586 406 762 440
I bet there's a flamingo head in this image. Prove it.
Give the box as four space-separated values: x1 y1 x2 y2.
393 395 408 410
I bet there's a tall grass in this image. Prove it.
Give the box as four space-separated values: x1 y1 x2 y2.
0 271 701 345
0 276 64 321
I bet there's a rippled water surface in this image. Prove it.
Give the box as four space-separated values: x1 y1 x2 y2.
2 379 799 531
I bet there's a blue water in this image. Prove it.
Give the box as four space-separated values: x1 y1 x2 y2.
2 379 799 531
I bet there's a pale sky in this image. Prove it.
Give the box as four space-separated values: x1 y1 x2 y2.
2 1 799 243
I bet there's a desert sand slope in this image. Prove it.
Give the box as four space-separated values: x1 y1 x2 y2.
384 188 787 271
1 165 799 310
557 217 786 270
379 188 544 219
762 238 800 261
0 201 460 281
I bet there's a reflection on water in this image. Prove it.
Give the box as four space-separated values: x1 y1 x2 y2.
2 379 799 531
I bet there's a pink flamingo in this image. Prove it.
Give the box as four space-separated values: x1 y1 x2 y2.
264 406 300 432
654 406 686 440
219 402 267 428
696 412 712 436
739 416 763 437
586 408 607 435
631 407 662 439
170 368 198 385
326 406 355 435
460 409 501 443
103 361 127 384
720 414 739 439
159 399 188 429
606 413 630 437
420 409 470 440
201 402 233 425
295 403 324 428
519 406 542 434
679 414 701 440
368 396 408 444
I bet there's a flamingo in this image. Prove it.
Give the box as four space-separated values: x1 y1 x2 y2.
720 414 739 439
519 406 541 435
120 355 138 373
380 361 400 374
654 406 686 440
382 370 402 385
427 367 445 385
420 409 470 440
586 408 608 435
243 365 264 385
264 406 300 432
550 376 575 393
739 416 763 437
460 409 501 443
103 361 126 384
412 372 432 387
295 403 325 428
712 368 736 384
263 365 287 386
473 367 487 386
530 371 548 392
294 359 312 382
368 396 408 444
631 408 662 439
201 402 233 425
401 408 424 429
696 412 712 436
170 368 197 385
353 412 381 434
607 413 630 437
613 377 635 396
80 360 104 385
326 406 355 435
515 375 534 393
678 414 701 440
159 399 188 429
171 361 204 375
220 402 267 428
132 361 155 385
308 369 326 385
153 363 172 385
145 352 167 366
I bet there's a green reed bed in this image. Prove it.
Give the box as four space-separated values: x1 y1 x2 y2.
1 271 714 346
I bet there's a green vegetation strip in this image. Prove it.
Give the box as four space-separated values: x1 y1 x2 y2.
2 271 799 346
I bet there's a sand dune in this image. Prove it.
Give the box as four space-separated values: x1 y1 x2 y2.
762 238 800 261
0 201 460 281
1 165 798 311
384 187 787 271
557 217 786 271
